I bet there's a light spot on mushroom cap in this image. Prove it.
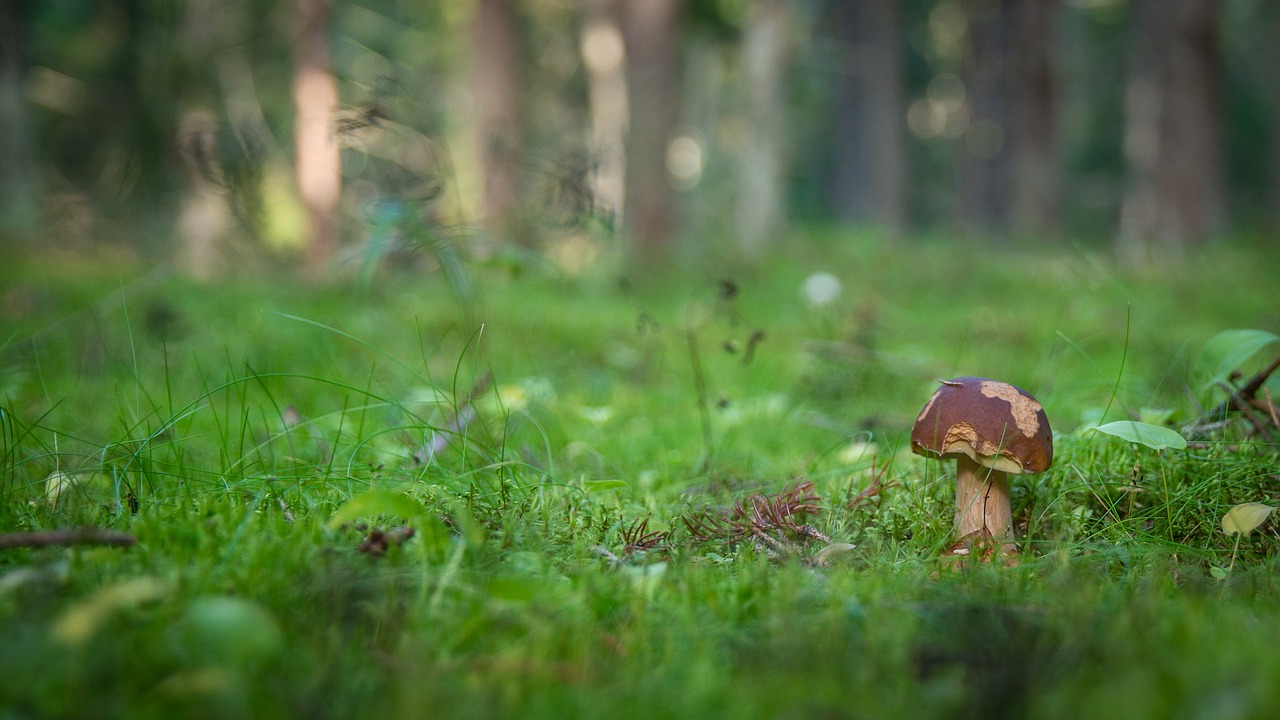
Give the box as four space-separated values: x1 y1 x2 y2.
940 422 1030 474
943 421 978 449
979 380 1042 438
915 394 938 424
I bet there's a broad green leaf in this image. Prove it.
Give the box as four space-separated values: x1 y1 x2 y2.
1222 502 1273 537
327 489 429 530
1089 421 1188 450
1196 329 1280 390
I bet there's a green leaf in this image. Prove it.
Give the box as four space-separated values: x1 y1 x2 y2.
1089 421 1188 450
328 489 429 530
1196 329 1280 390
1222 502 1273 537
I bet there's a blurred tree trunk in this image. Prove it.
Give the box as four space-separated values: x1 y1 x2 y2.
622 0 682 264
960 0 1059 240
581 0 627 232
1118 0 1225 263
960 0 1011 234
471 0 524 244
736 0 789 259
1006 0 1058 237
1270 3 1280 238
0 0 38 238
829 0 905 237
293 0 341 275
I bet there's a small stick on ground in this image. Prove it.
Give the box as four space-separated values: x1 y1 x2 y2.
1208 351 1280 419
1225 383 1273 438
0 528 136 550
1184 351 1280 439
1235 352 1280 403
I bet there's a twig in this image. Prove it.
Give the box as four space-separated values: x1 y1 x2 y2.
1183 352 1280 440
0 528 136 550
1226 384 1272 438
750 527 790 554
1236 352 1280 402
1207 351 1280 419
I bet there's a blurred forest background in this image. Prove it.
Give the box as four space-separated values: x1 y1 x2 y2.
1 0 1277 279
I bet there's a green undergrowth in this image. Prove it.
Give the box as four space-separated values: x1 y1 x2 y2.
2 234 1280 718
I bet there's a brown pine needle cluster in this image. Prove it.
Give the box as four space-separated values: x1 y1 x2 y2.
621 516 670 554
683 480 831 554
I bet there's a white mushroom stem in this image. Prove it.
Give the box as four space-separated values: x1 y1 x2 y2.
954 455 1012 539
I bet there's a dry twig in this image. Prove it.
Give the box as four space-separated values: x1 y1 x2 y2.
0 528 135 550
1187 351 1280 439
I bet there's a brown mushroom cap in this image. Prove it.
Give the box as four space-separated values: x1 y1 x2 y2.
910 377 1053 474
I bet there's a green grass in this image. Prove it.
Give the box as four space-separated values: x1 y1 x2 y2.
3 233 1280 719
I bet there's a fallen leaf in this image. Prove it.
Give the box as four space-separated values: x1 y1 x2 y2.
1222 502 1273 537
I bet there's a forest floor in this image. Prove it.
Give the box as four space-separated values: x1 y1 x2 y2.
3 232 1280 719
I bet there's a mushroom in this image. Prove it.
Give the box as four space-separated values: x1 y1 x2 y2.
910 377 1052 550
